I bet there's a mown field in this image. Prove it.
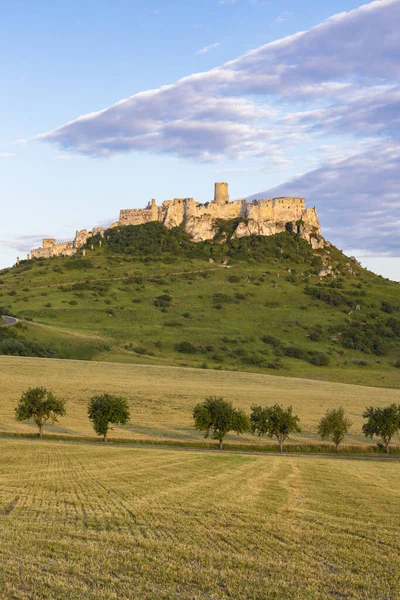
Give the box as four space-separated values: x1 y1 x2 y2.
1 355 399 450
1 225 399 388
0 439 399 599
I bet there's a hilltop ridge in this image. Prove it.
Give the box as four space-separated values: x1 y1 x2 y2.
1 220 399 388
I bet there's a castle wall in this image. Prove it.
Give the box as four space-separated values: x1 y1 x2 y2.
31 241 76 259
42 238 56 249
119 208 154 226
31 247 53 259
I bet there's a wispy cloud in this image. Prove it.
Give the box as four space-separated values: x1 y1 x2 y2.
0 152 16 159
196 42 221 55
36 0 400 161
274 11 293 23
0 235 50 253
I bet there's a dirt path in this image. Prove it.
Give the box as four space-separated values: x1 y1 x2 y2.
10 265 232 291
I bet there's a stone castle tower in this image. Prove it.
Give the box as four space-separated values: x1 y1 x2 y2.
214 182 229 205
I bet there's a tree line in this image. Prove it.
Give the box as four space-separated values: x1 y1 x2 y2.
13 388 400 453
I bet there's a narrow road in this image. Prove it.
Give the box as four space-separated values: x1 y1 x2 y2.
0 315 18 327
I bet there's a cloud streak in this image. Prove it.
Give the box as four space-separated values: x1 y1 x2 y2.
196 42 221 55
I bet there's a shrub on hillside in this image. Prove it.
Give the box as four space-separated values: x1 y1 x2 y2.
228 275 241 283
174 341 197 354
0 338 59 359
65 258 93 270
261 334 283 348
153 294 172 308
308 351 330 366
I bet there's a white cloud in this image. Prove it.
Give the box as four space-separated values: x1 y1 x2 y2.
196 42 221 55
274 11 293 23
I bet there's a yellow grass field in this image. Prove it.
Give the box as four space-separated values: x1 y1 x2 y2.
0 439 399 599
0 355 399 448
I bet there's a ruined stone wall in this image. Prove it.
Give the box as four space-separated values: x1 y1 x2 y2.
31 247 53 259
119 208 154 227
51 242 75 256
28 182 325 261
42 238 56 249
31 241 76 259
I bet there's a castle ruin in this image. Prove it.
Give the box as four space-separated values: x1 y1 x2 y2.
28 182 324 260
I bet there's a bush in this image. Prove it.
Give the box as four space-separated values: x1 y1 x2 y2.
305 286 348 307
283 346 307 360
261 334 283 348
212 293 234 304
174 341 197 354
309 325 324 342
308 351 330 366
381 301 395 314
228 275 241 283
0 338 59 358
153 294 172 308
134 346 148 355
65 258 93 270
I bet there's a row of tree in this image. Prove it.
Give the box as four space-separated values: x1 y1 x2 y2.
14 388 400 453
193 396 400 453
15 388 129 442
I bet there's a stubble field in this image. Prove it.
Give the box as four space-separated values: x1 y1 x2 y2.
0 439 399 599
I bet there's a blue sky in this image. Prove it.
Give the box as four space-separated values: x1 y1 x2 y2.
1 0 399 281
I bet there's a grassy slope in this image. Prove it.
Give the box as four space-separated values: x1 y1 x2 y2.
1 226 399 388
1 355 399 449
1 439 399 599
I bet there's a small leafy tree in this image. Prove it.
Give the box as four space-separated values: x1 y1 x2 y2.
318 407 352 451
362 404 400 453
193 396 249 450
88 394 130 442
15 387 66 438
251 404 301 452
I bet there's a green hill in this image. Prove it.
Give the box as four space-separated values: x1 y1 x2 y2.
1 221 399 388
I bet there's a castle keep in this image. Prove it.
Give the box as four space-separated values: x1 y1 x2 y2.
28 183 324 260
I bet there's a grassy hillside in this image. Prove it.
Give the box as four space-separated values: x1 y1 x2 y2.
1 439 399 599
1 356 399 450
1 222 399 388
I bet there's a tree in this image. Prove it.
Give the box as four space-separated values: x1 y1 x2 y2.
318 407 352 451
87 394 130 442
15 387 66 438
362 404 400 453
251 404 301 452
193 396 250 450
